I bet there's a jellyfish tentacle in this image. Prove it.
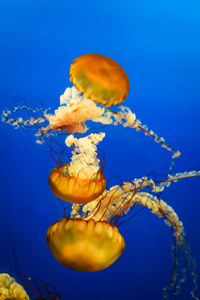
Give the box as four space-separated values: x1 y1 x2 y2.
108 107 181 159
1 106 49 129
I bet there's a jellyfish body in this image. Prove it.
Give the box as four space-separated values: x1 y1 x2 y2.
70 54 129 107
48 165 106 204
46 218 125 272
0 273 29 300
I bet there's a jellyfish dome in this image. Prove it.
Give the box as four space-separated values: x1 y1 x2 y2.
46 218 125 272
70 54 129 107
48 132 106 204
48 165 106 204
0 273 29 300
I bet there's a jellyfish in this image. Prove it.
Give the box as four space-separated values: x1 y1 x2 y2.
49 132 106 204
47 170 200 299
0 273 29 300
0 273 63 300
69 53 130 107
1 54 181 160
47 218 125 272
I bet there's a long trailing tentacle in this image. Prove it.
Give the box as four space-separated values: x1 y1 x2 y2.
108 106 181 160
1 105 49 129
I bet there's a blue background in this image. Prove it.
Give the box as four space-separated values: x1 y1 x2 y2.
0 0 200 299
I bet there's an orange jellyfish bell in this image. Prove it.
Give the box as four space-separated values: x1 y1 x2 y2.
70 54 129 107
48 164 106 204
46 218 125 272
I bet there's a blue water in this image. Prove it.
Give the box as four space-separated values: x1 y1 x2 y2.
0 0 200 299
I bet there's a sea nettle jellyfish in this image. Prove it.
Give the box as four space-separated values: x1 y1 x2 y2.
0 273 29 300
1 54 180 160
